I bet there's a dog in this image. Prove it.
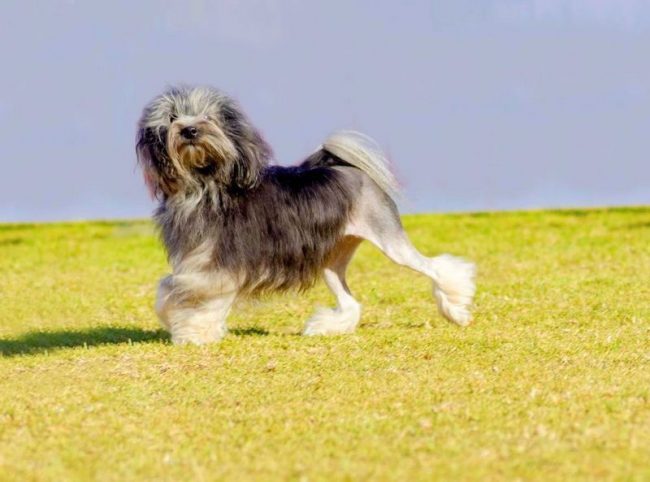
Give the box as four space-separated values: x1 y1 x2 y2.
136 85 476 345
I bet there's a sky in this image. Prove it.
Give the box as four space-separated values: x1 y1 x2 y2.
1 0 648 221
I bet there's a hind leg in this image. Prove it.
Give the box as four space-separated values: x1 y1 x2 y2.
346 188 476 326
303 237 363 336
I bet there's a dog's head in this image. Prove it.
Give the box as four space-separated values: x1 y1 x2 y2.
136 86 271 198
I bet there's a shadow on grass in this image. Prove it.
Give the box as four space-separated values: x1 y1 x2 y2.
623 221 650 230
0 237 25 246
0 327 169 357
230 327 270 337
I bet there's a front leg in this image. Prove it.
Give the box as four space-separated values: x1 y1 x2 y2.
155 275 174 332
155 273 237 345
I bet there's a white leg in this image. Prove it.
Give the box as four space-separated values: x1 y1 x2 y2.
379 234 475 326
347 218 475 326
303 238 362 336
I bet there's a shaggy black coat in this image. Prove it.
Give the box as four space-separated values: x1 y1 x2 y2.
155 150 361 294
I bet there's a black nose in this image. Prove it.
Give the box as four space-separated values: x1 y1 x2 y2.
181 126 199 140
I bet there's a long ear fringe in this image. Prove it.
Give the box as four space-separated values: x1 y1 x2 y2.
142 166 158 200
136 128 171 200
231 128 271 189
136 129 158 200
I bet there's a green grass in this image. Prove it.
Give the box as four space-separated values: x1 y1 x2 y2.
1 208 649 481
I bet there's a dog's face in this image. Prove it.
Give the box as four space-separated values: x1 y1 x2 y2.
136 86 271 198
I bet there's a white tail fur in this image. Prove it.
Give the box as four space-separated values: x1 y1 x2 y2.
429 254 476 326
322 131 399 200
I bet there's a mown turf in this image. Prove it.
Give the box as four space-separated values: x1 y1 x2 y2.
0 208 649 481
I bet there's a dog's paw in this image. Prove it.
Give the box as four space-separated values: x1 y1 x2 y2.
303 305 361 336
170 323 228 345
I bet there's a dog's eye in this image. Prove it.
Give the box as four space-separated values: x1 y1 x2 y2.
169 114 177 123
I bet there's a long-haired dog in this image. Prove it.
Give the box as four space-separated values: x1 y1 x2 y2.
136 85 476 345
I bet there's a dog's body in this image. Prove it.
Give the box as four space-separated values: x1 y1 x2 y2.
137 86 475 344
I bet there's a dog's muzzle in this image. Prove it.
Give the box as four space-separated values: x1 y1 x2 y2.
181 126 199 140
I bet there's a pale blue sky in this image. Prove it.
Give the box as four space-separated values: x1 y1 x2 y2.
1 0 648 221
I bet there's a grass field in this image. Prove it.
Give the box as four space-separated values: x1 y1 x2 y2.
0 208 649 481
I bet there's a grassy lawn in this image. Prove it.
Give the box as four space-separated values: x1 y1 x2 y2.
0 208 649 481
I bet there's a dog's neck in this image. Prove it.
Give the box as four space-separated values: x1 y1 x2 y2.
155 178 240 261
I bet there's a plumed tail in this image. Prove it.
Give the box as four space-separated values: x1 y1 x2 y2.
321 131 400 200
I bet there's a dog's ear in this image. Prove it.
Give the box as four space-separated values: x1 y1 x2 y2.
136 126 177 199
221 102 272 190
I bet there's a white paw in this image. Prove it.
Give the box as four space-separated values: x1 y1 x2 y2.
430 254 476 327
171 323 227 345
303 304 361 336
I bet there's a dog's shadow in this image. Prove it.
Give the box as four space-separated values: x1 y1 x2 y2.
230 327 270 337
0 327 169 357
0 325 271 357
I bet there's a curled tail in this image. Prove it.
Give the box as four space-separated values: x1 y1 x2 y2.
321 131 400 200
